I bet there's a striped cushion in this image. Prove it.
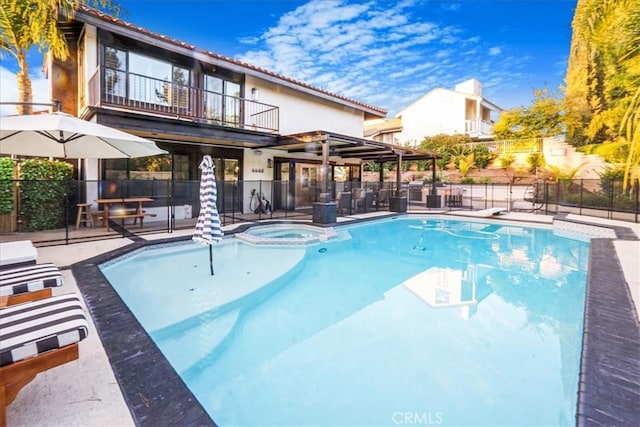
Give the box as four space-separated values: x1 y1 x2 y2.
0 293 88 367
0 263 63 297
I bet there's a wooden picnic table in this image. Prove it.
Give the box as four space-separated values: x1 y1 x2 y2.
94 197 155 231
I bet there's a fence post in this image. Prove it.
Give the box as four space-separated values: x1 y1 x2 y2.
64 179 70 245
484 183 488 210
579 179 583 216
544 181 549 215
635 178 639 223
167 179 173 233
608 178 615 220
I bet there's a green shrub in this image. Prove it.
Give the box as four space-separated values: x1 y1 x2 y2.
19 159 73 231
461 177 475 184
472 144 497 169
0 157 15 214
527 152 545 171
499 154 516 169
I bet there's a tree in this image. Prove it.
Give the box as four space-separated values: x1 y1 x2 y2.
564 0 640 146
493 88 564 140
0 0 122 115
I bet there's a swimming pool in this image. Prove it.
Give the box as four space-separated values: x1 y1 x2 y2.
100 217 590 426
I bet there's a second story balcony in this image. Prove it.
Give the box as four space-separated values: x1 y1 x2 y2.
86 66 279 133
464 119 494 137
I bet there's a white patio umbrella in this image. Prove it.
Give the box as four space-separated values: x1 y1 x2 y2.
192 155 223 275
0 112 167 158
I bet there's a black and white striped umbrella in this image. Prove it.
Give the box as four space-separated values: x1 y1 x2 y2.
192 155 223 275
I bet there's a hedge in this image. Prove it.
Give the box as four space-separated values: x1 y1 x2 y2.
19 159 74 231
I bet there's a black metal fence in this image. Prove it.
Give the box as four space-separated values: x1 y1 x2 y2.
0 178 637 245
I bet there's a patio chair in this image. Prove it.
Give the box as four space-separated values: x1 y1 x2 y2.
0 263 64 307
352 188 365 212
377 188 390 207
0 293 89 425
336 191 352 215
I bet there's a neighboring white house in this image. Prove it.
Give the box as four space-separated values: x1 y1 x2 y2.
365 79 503 146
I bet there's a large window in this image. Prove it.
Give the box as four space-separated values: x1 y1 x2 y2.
173 154 189 180
104 47 127 98
103 46 191 110
104 155 172 180
204 75 240 125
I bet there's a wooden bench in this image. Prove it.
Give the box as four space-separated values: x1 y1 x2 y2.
98 210 157 229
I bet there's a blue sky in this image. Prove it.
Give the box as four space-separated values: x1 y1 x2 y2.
0 0 576 117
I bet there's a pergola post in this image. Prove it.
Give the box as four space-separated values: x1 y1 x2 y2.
426 156 441 208
389 151 407 213
312 137 337 224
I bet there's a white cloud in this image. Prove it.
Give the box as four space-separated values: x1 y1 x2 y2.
441 2 461 12
235 0 529 115
0 66 50 116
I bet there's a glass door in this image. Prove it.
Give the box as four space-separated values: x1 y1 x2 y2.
295 163 319 208
274 160 293 211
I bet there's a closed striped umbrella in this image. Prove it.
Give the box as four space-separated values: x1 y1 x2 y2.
192 155 223 275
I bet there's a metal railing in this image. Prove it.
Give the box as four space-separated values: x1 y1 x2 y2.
87 67 279 133
464 119 494 136
404 178 639 222
0 178 637 245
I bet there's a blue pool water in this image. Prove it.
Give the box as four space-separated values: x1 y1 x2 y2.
101 217 590 426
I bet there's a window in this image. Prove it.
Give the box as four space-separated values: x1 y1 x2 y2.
204 75 223 121
104 46 192 109
173 154 189 180
225 81 240 125
104 47 126 98
104 155 172 180
204 75 241 125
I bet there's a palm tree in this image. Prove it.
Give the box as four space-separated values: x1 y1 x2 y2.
0 0 121 115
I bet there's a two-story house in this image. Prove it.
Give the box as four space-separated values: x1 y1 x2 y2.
365 79 503 146
50 5 436 218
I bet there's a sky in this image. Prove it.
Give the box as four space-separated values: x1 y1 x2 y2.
0 0 577 117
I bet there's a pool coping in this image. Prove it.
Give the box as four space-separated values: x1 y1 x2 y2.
577 238 640 426
71 215 640 426
71 234 216 426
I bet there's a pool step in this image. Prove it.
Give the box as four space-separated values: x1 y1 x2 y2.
151 308 240 375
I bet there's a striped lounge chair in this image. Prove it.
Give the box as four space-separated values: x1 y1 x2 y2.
0 263 64 307
0 293 89 424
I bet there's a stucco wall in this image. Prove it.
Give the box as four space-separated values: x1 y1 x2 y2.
399 89 465 144
245 76 366 137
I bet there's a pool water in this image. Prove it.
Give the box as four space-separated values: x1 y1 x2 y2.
101 217 590 426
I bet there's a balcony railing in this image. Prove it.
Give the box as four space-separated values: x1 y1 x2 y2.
464 119 494 136
87 67 279 133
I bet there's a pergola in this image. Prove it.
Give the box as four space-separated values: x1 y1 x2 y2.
268 131 442 222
